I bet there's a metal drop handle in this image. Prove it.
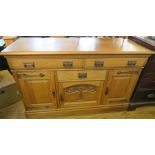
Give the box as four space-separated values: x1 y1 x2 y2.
17 73 45 78
94 61 104 67
78 73 87 79
117 71 139 75
63 62 73 68
128 61 136 67
23 62 35 68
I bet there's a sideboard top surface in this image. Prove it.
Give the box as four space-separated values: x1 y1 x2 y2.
1 37 154 56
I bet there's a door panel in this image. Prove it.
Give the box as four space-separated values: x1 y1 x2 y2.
108 76 131 98
14 71 57 110
103 69 141 104
25 79 52 104
58 81 104 108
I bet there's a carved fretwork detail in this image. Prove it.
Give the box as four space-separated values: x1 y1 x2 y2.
65 84 96 100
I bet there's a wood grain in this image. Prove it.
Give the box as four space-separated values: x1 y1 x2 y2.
1 37 152 118
1 37 154 55
103 69 141 104
13 70 57 111
57 70 107 82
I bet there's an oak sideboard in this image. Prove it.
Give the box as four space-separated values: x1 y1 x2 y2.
1 37 154 118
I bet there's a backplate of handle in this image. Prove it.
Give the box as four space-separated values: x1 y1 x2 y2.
23 62 35 68
94 61 104 67
128 61 136 67
63 62 73 68
78 72 87 79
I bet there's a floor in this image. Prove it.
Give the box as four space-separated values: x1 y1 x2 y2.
0 101 155 119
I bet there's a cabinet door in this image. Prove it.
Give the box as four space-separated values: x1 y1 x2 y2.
103 69 141 104
58 81 104 108
14 71 57 110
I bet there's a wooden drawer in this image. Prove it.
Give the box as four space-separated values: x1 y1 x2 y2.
112 68 141 76
84 58 148 68
7 58 83 69
57 70 107 82
15 71 50 79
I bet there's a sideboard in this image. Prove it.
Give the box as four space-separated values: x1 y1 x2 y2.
1 37 154 118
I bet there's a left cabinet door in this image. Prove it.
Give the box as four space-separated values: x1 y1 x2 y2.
14 71 57 111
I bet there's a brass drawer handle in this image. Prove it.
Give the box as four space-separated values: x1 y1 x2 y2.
94 61 104 68
78 73 87 79
128 61 136 67
23 62 35 68
63 62 73 68
117 71 139 74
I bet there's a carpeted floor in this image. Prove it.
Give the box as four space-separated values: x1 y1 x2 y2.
0 101 155 119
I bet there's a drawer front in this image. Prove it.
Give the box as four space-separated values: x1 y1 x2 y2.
57 70 107 82
139 74 155 89
7 58 83 69
132 90 155 102
15 71 50 79
85 58 148 68
113 68 141 76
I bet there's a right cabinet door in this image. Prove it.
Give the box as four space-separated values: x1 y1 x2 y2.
103 69 141 104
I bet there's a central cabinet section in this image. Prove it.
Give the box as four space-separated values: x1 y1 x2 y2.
57 70 107 108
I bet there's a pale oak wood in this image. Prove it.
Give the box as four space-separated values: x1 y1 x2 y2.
13 70 57 111
103 68 141 105
7 57 148 70
25 103 129 118
1 37 152 118
84 57 148 68
58 81 104 108
57 70 107 82
7 58 84 70
1 38 154 55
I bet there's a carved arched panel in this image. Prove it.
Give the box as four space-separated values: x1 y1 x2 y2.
64 84 97 102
